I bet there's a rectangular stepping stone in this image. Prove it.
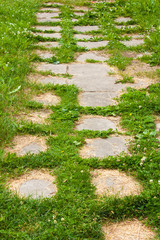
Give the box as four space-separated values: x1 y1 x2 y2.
78 92 117 107
33 26 61 32
33 32 61 39
76 52 107 62
115 25 137 30
80 137 128 158
120 39 144 47
74 12 85 16
74 34 93 40
77 41 109 49
40 7 60 12
37 18 61 23
37 41 59 48
73 26 99 32
36 63 67 74
75 116 117 131
34 50 55 59
115 17 132 23
36 76 68 85
36 12 60 18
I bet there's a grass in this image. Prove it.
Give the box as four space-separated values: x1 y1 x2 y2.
0 0 160 239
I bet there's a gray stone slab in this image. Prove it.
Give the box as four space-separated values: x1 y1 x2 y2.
36 76 68 85
40 7 60 12
36 12 59 18
33 26 61 32
37 63 67 74
20 179 56 198
156 123 160 131
115 17 132 23
73 26 99 32
80 137 128 158
121 39 144 47
68 63 111 75
19 143 45 156
35 50 54 59
74 12 85 16
34 32 61 39
37 18 61 23
76 52 107 62
77 41 109 49
37 41 59 48
78 92 117 107
115 25 137 30
76 117 117 131
74 34 93 40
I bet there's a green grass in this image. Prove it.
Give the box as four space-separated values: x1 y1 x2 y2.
0 0 160 239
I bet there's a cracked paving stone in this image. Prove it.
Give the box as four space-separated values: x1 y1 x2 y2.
80 137 128 158
33 92 61 106
36 63 67 74
33 32 61 39
115 17 132 23
73 26 99 32
92 169 142 197
78 92 117 107
37 41 59 48
76 52 107 62
33 26 61 32
77 41 109 49
75 116 117 131
121 39 144 47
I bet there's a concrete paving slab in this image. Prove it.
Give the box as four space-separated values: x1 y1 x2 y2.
75 116 117 131
76 52 107 62
37 41 59 48
80 137 128 158
40 7 60 12
20 179 57 199
37 18 61 23
19 142 45 156
74 34 93 40
78 92 117 107
36 76 68 85
74 6 89 11
36 63 67 74
33 92 61 106
73 26 99 32
121 39 144 47
33 32 61 39
36 12 59 18
33 26 61 32
34 50 54 59
115 17 132 23
115 25 137 30
68 63 111 75
77 41 109 49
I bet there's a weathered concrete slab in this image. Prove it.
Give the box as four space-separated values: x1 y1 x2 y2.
20 179 56 199
73 26 99 32
36 12 59 18
33 32 61 39
33 92 61 106
36 63 67 74
121 39 144 47
78 92 117 107
76 52 107 62
36 76 68 85
75 116 117 131
80 137 128 158
68 63 111 75
115 17 132 23
102 220 155 239
19 143 45 156
37 18 61 23
33 26 61 32
34 50 54 59
37 41 59 48
74 34 93 40
77 41 109 49
40 7 60 12
115 25 137 30
92 169 142 197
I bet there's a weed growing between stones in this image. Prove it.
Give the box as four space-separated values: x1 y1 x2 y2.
0 0 160 239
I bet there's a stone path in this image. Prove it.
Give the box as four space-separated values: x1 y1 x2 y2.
6 2 157 239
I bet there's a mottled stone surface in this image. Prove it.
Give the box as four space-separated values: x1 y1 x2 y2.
74 34 93 40
37 41 59 48
20 179 57 199
34 32 61 39
73 26 99 32
102 220 155 240
76 52 107 62
78 92 117 107
33 26 61 32
35 50 54 59
121 39 144 47
80 137 128 158
92 169 142 197
77 41 109 49
115 17 132 23
75 116 117 131
33 92 61 106
19 143 45 156
36 76 68 85
37 63 67 74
